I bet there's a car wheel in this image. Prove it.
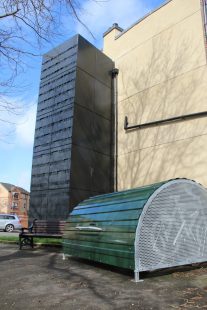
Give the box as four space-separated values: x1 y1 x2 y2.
5 224 14 232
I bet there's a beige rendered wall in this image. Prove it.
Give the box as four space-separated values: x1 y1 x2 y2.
0 184 9 213
103 0 207 189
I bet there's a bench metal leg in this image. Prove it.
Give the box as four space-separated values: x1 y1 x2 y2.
19 236 33 249
19 236 22 250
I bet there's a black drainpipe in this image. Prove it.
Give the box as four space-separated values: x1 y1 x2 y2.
111 68 119 192
124 111 207 131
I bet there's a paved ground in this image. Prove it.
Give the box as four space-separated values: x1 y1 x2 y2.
1 244 207 310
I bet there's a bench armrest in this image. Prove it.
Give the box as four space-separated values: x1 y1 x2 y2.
28 223 34 233
28 218 38 232
20 219 36 234
20 226 32 233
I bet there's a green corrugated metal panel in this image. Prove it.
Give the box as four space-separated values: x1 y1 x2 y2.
63 181 166 270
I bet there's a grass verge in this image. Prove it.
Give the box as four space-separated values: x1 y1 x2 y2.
0 235 62 246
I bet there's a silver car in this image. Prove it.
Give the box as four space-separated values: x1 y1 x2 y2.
0 214 22 232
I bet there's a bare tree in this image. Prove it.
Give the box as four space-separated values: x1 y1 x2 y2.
0 0 93 122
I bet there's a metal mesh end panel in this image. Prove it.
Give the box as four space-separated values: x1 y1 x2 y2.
135 179 207 272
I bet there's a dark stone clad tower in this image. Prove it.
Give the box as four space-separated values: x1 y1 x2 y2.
30 35 114 220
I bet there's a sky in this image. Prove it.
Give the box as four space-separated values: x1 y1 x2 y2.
0 0 165 191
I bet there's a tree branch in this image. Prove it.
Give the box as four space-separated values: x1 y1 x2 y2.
0 8 20 19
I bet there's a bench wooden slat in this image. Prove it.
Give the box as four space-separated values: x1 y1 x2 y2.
19 220 65 249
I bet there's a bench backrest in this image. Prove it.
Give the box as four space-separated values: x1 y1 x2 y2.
33 220 65 235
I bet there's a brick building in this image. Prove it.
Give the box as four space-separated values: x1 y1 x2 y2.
0 183 30 227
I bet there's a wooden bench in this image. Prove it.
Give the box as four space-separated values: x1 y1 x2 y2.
19 219 65 249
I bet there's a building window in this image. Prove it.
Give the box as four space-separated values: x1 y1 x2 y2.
12 202 18 209
12 192 19 199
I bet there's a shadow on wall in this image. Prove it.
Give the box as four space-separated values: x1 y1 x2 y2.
118 28 207 189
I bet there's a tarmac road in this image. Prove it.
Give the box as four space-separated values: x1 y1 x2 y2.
0 230 19 237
